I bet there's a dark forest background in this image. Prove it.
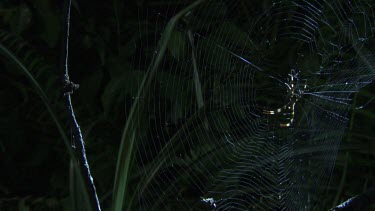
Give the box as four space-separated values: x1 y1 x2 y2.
0 0 375 210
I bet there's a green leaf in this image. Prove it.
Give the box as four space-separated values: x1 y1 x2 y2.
168 30 187 61
0 42 93 211
215 21 255 52
9 4 32 34
111 1 205 210
31 0 60 48
101 68 194 123
101 70 144 118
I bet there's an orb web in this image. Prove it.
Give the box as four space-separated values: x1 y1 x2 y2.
125 0 375 210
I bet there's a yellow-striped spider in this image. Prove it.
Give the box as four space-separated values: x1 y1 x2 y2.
262 69 307 128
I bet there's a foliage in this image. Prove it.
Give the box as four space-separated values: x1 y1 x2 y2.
0 0 374 210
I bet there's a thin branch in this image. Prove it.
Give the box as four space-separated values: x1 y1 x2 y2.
331 187 375 210
60 0 101 210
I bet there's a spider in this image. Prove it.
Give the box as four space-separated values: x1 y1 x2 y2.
262 69 307 128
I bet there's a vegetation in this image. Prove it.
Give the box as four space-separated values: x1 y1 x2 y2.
0 0 374 210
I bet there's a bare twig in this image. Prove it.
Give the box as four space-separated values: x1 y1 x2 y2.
331 187 375 210
60 0 101 210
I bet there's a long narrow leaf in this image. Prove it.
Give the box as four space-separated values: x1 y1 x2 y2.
111 0 205 210
0 43 93 211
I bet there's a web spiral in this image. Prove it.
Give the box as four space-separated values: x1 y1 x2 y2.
125 0 375 210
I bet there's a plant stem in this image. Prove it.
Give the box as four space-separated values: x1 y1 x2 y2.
187 29 209 130
61 0 101 210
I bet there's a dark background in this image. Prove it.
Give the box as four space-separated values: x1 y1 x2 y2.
0 0 374 210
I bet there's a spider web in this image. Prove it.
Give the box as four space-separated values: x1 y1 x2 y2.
126 0 375 210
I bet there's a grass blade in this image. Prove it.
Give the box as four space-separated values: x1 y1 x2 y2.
111 0 205 210
0 43 93 211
